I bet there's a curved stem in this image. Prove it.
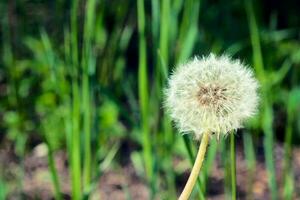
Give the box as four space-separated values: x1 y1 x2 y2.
179 132 210 200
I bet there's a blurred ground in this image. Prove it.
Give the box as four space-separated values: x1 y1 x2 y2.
1 139 300 200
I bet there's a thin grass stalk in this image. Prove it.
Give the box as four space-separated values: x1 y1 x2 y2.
262 103 278 200
176 0 200 64
151 0 159 61
151 0 163 146
283 121 294 200
137 0 154 190
151 0 161 116
244 0 264 81
82 0 97 189
70 0 81 199
283 101 294 199
230 133 236 200
45 138 62 200
177 0 193 50
222 139 231 200
243 132 256 200
159 0 170 77
2 18 17 106
63 29 73 156
71 0 79 71
82 73 91 187
71 82 81 200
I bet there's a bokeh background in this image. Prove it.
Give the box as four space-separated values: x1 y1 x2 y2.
1 0 300 199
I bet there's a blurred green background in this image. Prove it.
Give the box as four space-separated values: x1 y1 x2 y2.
0 0 300 199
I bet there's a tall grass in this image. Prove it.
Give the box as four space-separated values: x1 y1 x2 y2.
1 0 299 199
82 0 97 189
137 0 154 191
283 88 300 199
243 132 256 199
230 133 236 200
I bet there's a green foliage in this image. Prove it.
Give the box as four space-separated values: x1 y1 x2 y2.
1 0 300 199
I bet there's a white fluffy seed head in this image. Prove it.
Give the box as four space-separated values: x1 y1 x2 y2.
164 54 259 139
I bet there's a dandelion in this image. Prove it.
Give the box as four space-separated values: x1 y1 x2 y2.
164 54 259 200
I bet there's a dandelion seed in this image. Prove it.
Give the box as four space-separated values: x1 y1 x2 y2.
164 54 259 139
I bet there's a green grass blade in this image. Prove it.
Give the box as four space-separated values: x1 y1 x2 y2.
262 104 278 200
244 0 265 81
46 139 62 200
70 0 81 199
222 139 231 200
159 0 170 69
230 133 236 200
82 73 92 188
71 81 82 200
137 0 154 192
176 0 200 64
151 0 160 61
243 132 256 200
82 0 97 190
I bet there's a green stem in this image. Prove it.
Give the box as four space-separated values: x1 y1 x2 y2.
262 103 278 200
223 138 231 199
83 73 91 187
230 133 236 200
82 0 96 190
283 108 294 200
137 0 153 191
71 82 81 200
244 0 265 81
243 132 256 200
47 142 62 200
70 0 81 199
159 0 170 78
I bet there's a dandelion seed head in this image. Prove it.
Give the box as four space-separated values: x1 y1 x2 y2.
164 54 259 139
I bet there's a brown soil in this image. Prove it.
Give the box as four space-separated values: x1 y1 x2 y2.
1 141 300 200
